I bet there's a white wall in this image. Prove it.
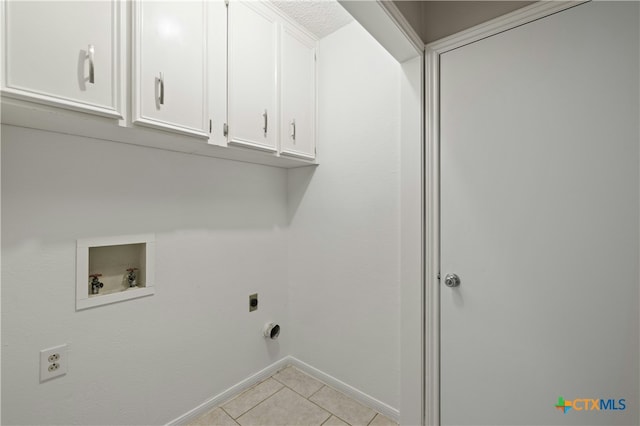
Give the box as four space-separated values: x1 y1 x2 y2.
287 21 401 411
2 16 412 426
399 55 423 426
1 125 290 425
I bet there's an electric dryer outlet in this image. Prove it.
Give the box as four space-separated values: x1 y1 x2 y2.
249 293 258 312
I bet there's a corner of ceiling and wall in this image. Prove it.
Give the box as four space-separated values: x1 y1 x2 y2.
391 0 536 45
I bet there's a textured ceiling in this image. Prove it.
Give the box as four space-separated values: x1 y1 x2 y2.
270 1 354 39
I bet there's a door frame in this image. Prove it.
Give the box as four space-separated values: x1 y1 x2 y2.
423 2 587 424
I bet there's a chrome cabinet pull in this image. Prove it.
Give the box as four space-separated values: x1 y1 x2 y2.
263 109 268 136
262 110 268 136
291 119 296 142
158 72 164 105
88 44 95 84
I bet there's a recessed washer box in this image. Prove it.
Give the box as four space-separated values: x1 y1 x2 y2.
76 234 155 310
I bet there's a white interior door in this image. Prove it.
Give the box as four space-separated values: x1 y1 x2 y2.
439 2 639 425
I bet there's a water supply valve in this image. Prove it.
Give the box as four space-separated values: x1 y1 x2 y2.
89 274 104 295
126 268 138 287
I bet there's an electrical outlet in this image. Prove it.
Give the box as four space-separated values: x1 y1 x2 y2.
40 344 68 382
249 293 258 312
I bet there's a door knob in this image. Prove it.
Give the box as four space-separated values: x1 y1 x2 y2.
444 273 460 288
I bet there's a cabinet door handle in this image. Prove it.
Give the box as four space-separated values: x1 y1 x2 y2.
88 44 95 84
263 109 268 136
291 119 296 141
158 72 164 105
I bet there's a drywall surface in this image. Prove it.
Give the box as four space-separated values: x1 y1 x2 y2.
1 125 289 425
287 21 401 410
399 55 422 426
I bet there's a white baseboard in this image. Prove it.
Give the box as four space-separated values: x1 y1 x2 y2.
166 357 291 426
166 355 400 425
288 357 400 423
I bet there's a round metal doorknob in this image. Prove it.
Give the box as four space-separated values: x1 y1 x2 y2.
444 273 460 288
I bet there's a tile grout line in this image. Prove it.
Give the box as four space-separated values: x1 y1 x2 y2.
319 413 347 426
366 413 379 426
273 368 380 426
238 380 334 426
281 367 376 409
219 406 240 425
239 386 289 420
221 368 323 423
272 375 341 425
307 383 379 426
269 368 336 412
280 381 327 403
193 367 395 426
270 375 288 389
225 380 285 420
271 366 326 397
271 374 326 402
270 371 340 425
307 383 326 400
305 386 355 426
287 383 333 425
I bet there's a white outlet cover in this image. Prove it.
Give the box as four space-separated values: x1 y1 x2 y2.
40 344 68 382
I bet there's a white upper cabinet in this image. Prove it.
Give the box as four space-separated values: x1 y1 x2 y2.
132 0 208 137
228 1 278 152
1 0 122 118
1 0 317 168
208 0 228 147
280 28 316 160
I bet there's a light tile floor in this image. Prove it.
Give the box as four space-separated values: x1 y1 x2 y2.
188 366 398 426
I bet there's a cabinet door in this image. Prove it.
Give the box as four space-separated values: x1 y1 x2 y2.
280 28 316 160
208 0 228 147
228 1 278 152
2 1 121 118
133 0 207 137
